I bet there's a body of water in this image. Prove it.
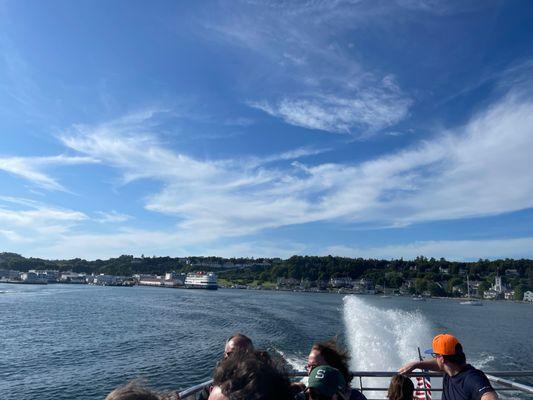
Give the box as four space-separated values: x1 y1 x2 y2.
1 284 531 399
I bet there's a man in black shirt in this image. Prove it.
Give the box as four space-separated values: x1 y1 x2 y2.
398 333 497 400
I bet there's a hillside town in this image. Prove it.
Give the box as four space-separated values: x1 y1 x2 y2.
1 265 532 302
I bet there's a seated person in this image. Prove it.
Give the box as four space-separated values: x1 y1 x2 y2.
399 334 497 400
300 365 348 400
386 374 414 400
223 333 254 359
198 333 254 399
299 340 366 400
208 350 293 400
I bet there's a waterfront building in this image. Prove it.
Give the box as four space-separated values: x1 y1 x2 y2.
504 291 515 300
329 276 353 288
163 272 186 287
30 269 60 283
0 269 22 281
21 271 47 284
353 278 375 294
93 274 120 286
138 275 163 286
470 280 482 297
60 272 87 284
452 284 464 296
524 291 533 302
483 289 501 300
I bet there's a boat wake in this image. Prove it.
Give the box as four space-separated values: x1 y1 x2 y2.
472 353 495 370
343 296 434 398
273 348 307 372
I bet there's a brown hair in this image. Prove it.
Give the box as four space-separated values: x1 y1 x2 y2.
311 339 352 384
387 374 414 400
213 351 292 400
105 381 160 400
105 380 180 400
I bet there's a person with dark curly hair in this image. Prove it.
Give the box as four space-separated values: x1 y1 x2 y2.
301 339 366 400
198 333 255 400
208 350 293 400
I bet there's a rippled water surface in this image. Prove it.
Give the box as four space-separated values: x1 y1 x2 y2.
1 284 531 399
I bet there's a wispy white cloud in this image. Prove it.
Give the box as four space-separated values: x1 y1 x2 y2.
4 87 530 259
0 197 88 241
94 210 132 224
201 2 413 136
249 80 411 134
0 155 98 191
61 115 219 184
55 90 533 247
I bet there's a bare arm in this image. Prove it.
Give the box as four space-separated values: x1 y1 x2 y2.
397 358 440 374
480 391 498 400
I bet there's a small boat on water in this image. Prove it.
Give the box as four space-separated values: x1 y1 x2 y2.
412 295 426 301
460 275 483 306
460 299 483 306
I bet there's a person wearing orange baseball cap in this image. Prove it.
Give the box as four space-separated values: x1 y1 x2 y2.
398 334 498 400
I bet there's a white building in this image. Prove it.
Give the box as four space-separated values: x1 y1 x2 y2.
329 277 352 288
138 275 163 286
504 291 515 300
524 291 533 302
483 289 499 300
93 274 119 285
164 272 186 286
21 271 47 284
30 269 60 283
60 272 87 284
493 275 504 293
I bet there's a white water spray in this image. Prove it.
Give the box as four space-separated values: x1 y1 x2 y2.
343 296 434 398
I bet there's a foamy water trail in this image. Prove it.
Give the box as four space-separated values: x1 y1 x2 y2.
343 296 435 398
273 348 309 385
273 348 307 372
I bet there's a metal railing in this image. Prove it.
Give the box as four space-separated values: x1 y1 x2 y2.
178 370 533 399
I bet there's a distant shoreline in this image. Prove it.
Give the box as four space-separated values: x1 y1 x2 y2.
2 281 531 304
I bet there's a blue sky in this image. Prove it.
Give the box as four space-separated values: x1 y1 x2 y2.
1 0 533 260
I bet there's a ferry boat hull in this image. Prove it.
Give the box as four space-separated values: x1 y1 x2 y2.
184 272 218 290
185 283 218 290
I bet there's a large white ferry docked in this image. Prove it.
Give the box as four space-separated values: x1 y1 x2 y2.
184 272 218 290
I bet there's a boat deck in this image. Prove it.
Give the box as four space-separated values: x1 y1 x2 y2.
178 370 533 400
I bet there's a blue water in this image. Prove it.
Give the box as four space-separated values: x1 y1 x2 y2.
0 284 531 400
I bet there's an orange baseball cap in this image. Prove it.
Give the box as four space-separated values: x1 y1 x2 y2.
430 333 460 355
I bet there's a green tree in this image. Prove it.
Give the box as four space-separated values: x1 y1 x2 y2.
514 284 525 301
415 277 428 294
